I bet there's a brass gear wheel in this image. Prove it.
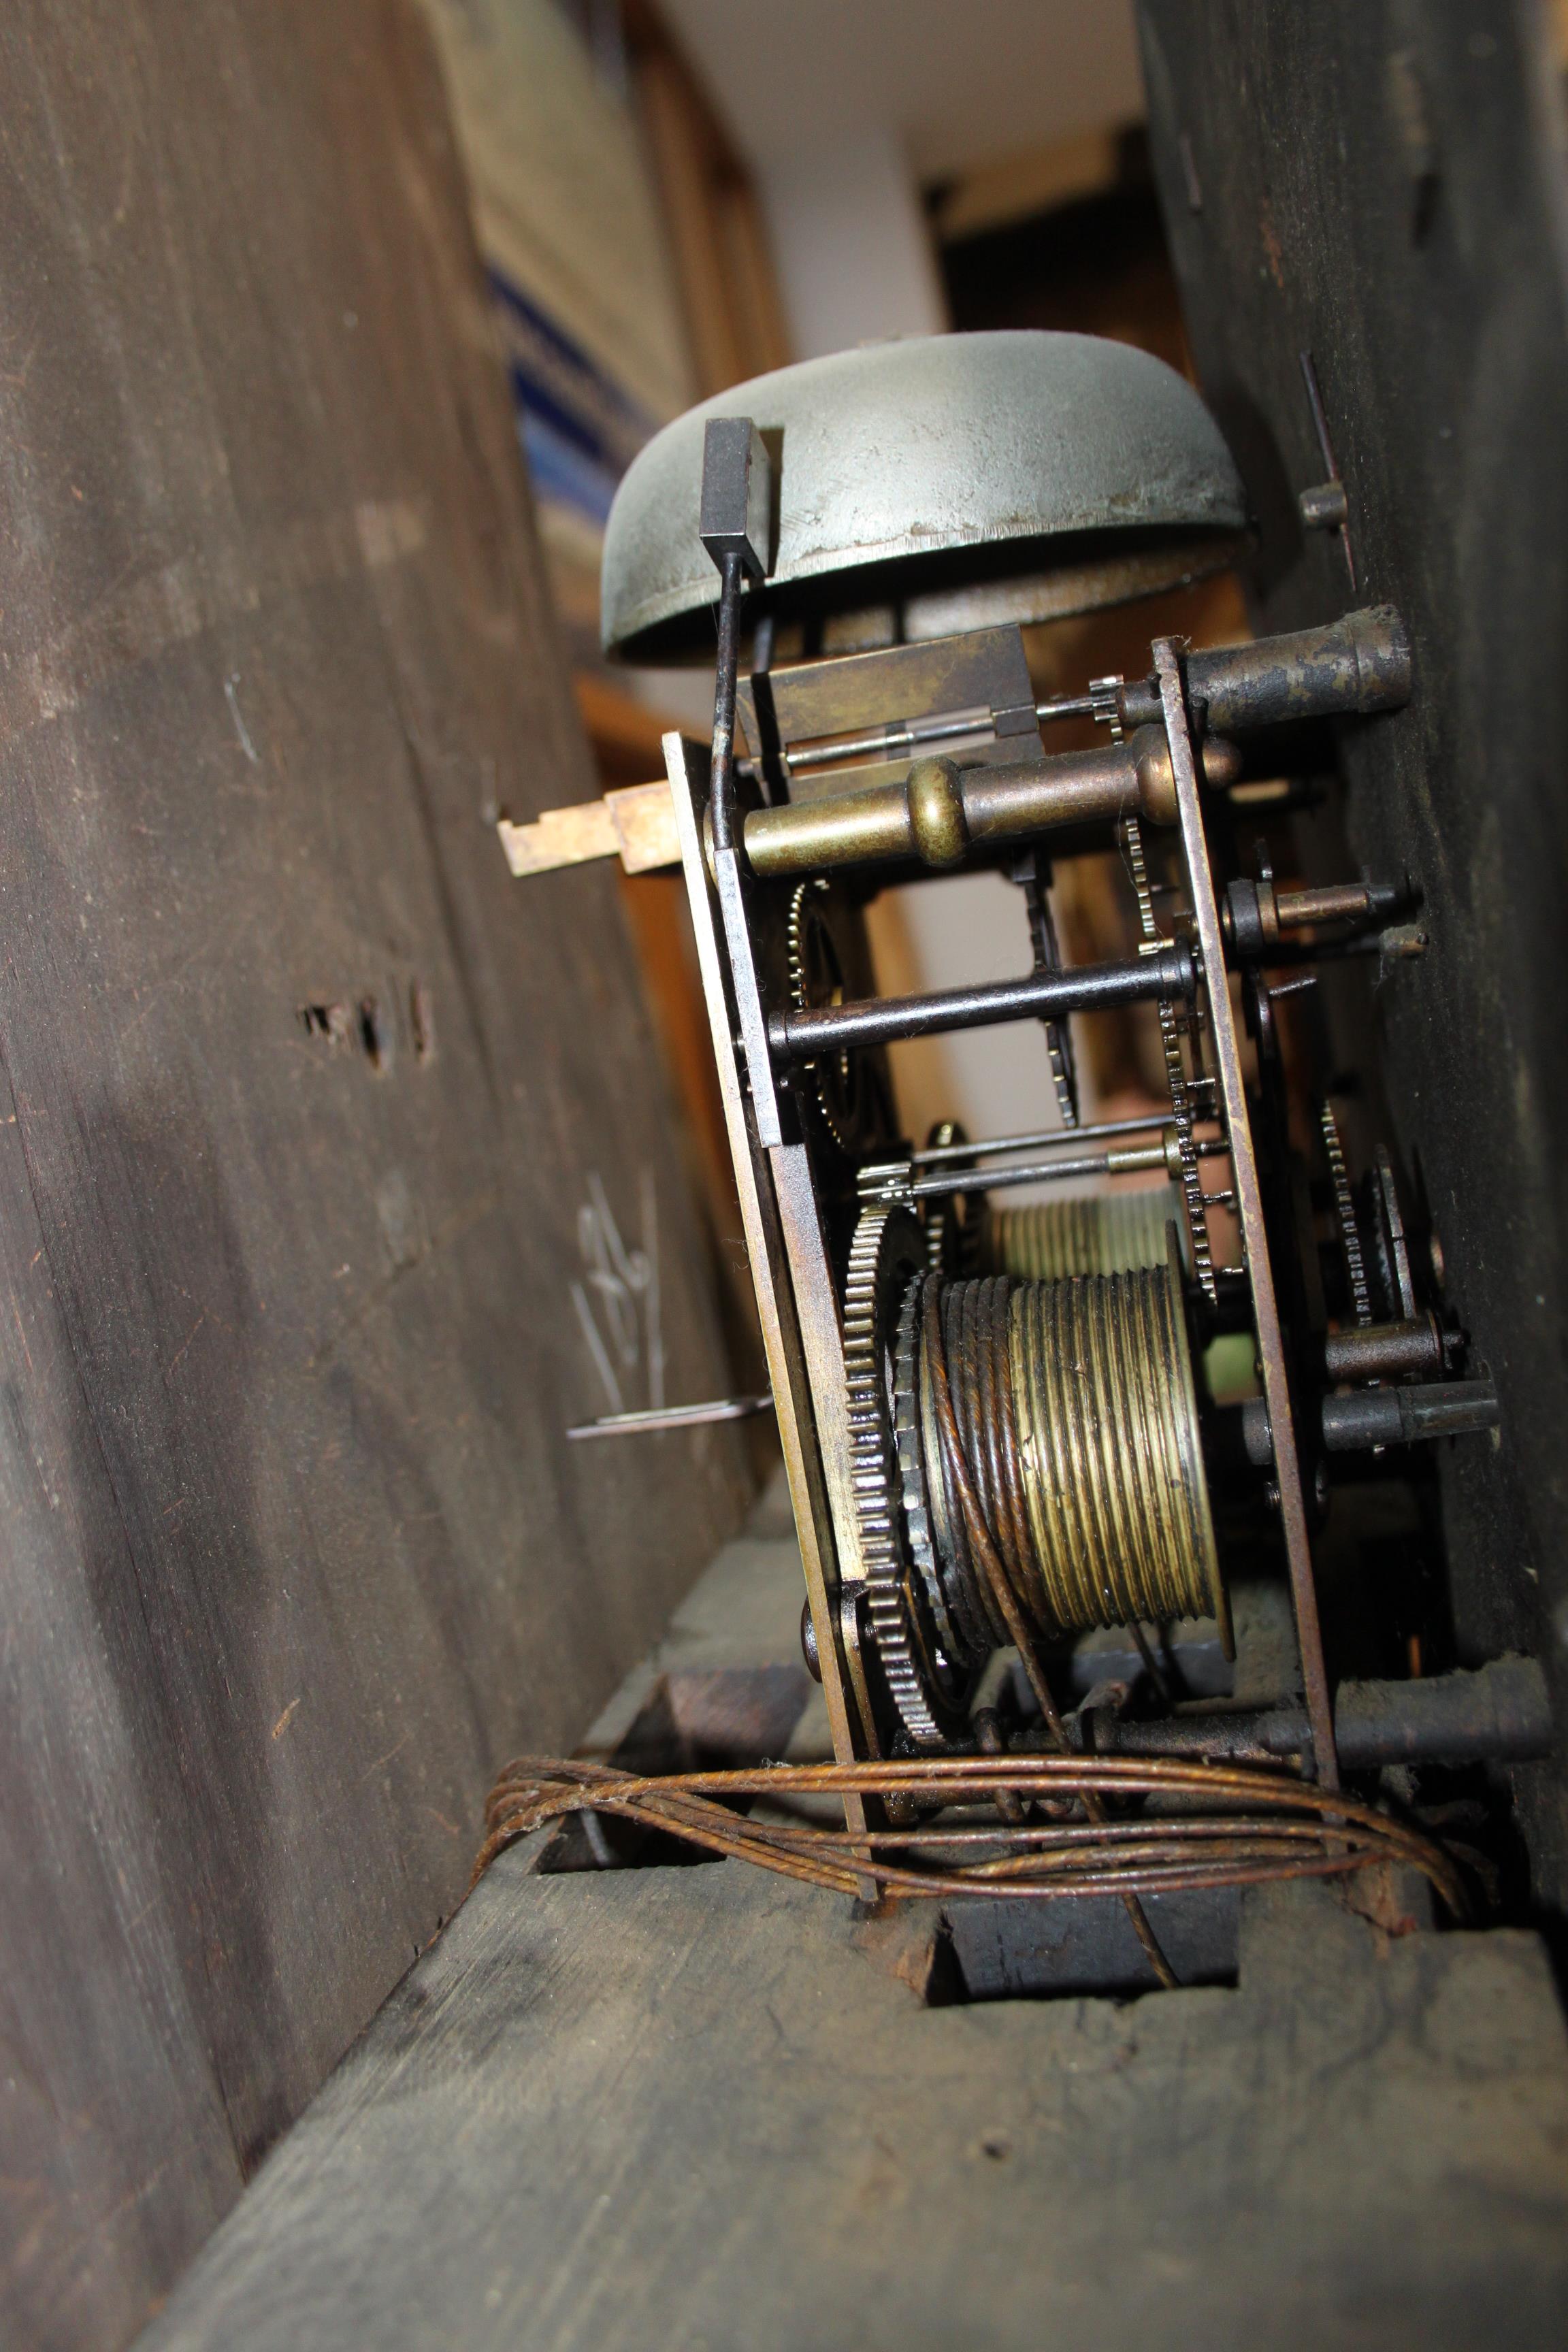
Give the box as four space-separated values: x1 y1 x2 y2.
843 1200 965 1750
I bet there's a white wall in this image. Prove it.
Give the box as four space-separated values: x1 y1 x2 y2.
759 125 948 360
866 874 1064 1153
756 112 1071 1154
660 0 1142 180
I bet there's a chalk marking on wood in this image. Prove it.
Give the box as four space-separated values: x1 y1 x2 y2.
224 675 259 764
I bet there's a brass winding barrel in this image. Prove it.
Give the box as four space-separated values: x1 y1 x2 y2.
981 1185 1179 1281
907 1233 1220 1650
1008 1256 1221 1631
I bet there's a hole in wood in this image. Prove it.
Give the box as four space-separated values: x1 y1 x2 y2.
299 1002 352 1047
537 1667 812 1876
359 996 390 1071
938 1889 1239 2005
410 981 434 1062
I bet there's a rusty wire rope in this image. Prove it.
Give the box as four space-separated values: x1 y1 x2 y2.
471 1751 1466 1918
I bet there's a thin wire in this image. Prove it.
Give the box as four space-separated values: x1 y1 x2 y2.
1129 1620 1177 1708
472 1754 1467 1921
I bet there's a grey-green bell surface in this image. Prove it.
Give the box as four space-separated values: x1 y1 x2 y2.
600 331 1248 662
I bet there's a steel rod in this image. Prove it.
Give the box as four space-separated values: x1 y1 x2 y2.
1324 1316 1443 1382
1073 1657 1548 1771
911 1111 1212 1166
913 1151 1143 1200
785 705 990 772
768 944 1193 1063
778 691 1100 779
567 1394 774 1441
662 732 870 1846
909 1136 1230 1203
1120 607 1407 732
913 1151 1135 1200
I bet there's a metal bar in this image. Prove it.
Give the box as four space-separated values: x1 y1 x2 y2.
772 612 1411 804
1298 350 1357 591
1154 636 1339 1788
715 847 782 1147
784 705 992 772
1071 1657 1551 1770
777 689 1094 782
745 729 1243 879
909 1135 1230 1205
911 1104 1220 1166
706 549 783 1147
1318 1379 1499 1452
1324 1316 1443 1382
1121 607 1408 732
1397 1379 1500 1441
743 738 1144 877
913 1111 1171 1165
1038 691 1099 723
567 1395 774 1441
1333 1657 1548 1766
768 944 1192 1063
1277 881 1388 926
707 549 744 853
913 1150 1145 1200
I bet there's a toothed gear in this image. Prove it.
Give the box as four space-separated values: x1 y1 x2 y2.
1126 813 1215 1302
1367 1144 1418 1322
787 879 861 1154
1019 866 1080 1129
843 1200 960 1749
1322 1100 1372 1326
920 1120 983 1277
1089 672 1126 742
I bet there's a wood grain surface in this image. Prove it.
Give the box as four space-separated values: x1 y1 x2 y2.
0 5 749 2345
138 1845 1568 2352
134 1494 1568 2352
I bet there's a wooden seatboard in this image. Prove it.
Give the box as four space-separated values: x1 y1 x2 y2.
138 1846 1568 2351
